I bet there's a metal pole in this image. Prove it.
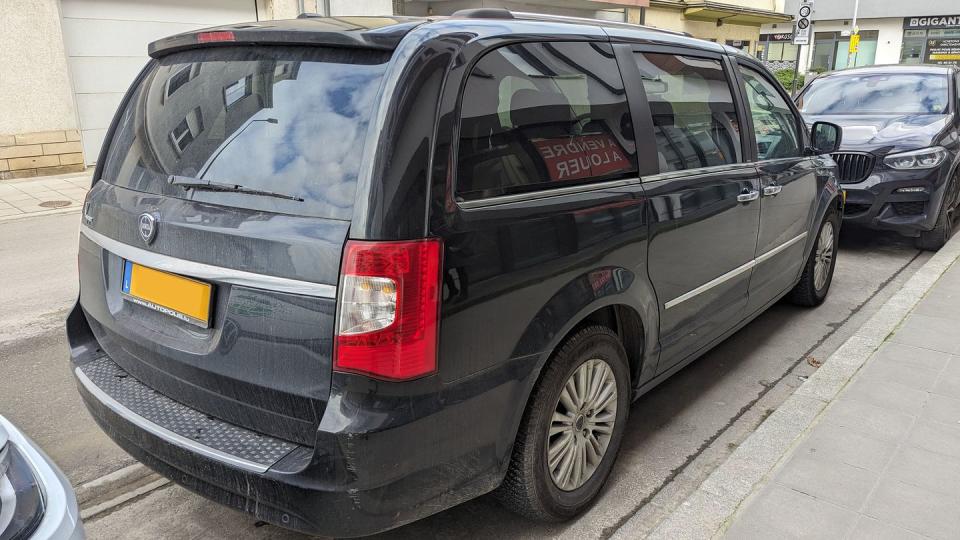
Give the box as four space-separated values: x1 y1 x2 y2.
850 0 860 66
791 41 802 96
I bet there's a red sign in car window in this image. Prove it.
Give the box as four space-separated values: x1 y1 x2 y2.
532 133 630 182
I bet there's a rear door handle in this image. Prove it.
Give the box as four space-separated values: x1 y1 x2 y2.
737 190 759 203
763 185 783 197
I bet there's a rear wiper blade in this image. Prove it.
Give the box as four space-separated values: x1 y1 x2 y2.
167 175 304 202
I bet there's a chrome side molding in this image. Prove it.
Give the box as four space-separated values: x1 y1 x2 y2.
665 232 808 310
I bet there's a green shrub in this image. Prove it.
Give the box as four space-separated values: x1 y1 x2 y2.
774 68 805 91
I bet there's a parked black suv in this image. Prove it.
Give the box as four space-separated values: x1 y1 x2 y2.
798 65 960 250
67 11 843 537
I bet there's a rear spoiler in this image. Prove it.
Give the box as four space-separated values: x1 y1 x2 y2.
148 17 425 58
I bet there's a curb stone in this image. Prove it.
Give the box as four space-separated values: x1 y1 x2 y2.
620 231 960 540
75 463 160 508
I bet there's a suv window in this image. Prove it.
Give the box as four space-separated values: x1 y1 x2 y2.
100 46 390 220
632 52 742 173
738 65 802 160
456 42 638 201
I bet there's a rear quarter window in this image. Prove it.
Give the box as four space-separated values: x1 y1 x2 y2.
100 46 391 220
456 42 638 201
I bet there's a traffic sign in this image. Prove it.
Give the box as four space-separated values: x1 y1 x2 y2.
794 0 814 45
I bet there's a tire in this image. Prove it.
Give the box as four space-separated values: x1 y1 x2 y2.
495 325 631 522
789 210 840 307
916 203 954 251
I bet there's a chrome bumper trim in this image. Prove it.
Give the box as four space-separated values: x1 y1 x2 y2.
80 225 336 299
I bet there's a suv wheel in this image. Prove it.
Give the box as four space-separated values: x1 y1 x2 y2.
496 326 630 521
789 210 839 307
917 204 955 251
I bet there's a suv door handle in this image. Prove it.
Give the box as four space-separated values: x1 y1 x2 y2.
737 190 760 203
762 185 783 197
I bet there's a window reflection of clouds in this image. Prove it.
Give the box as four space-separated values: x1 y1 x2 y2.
200 63 385 217
101 48 388 220
801 74 949 115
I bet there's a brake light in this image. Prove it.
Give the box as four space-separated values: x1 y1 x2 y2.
197 31 236 43
334 239 443 381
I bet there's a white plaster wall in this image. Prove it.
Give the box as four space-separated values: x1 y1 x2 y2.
0 0 77 134
330 0 394 15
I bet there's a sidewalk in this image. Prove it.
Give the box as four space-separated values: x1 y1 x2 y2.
0 171 92 222
726 260 960 539
639 233 960 540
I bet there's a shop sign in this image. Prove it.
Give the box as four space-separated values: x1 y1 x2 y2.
761 33 794 42
926 38 960 64
903 16 960 30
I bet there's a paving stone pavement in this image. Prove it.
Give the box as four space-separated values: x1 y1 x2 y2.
724 259 960 540
0 171 91 221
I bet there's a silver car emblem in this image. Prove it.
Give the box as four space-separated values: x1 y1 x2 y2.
138 213 158 245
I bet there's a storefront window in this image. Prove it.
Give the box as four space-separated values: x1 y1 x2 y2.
725 40 751 54
811 31 878 71
900 17 960 66
766 42 799 62
758 34 797 64
900 30 927 64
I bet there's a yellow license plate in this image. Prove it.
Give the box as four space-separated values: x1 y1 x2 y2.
121 260 213 328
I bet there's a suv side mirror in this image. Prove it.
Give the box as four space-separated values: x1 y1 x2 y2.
810 121 842 154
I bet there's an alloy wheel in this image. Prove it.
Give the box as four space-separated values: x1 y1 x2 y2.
814 221 835 291
547 358 618 491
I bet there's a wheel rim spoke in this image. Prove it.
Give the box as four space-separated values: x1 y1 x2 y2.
547 358 618 491
814 222 834 290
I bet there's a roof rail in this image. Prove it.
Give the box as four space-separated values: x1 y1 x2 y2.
509 10 689 36
451 8 514 19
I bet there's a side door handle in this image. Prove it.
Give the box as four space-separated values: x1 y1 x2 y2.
762 184 783 197
737 189 760 203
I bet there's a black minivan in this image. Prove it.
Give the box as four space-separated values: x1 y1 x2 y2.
67 11 843 537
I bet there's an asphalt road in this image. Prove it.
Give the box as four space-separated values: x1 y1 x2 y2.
0 212 931 539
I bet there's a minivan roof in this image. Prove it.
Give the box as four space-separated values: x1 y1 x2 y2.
148 11 728 59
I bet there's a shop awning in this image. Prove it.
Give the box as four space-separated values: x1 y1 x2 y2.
673 1 792 25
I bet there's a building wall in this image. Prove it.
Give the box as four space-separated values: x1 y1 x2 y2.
0 0 83 179
796 17 905 73
402 0 626 21
0 0 393 179
643 6 762 50
785 0 959 22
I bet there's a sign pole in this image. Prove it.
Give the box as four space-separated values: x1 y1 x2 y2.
792 0 814 95
791 43 802 96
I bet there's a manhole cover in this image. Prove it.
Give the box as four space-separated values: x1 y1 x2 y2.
39 200 72 208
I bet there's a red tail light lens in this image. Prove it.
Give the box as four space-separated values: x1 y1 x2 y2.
334 238 443 381
197 31 236 43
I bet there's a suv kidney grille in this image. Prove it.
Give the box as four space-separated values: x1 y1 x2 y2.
831 153 875 184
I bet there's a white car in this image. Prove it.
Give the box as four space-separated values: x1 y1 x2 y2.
0 416 84 539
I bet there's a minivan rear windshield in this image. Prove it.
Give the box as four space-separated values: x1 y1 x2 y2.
100 46 390 220
798 73 950 115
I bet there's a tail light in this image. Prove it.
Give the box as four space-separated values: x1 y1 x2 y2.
334 238 443 381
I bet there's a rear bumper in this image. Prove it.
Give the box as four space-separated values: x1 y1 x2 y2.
68 305 534 537
840 164 951 236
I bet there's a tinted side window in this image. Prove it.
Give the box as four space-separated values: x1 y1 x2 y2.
456 42 638 201
738 66 802 160
633 53 742 173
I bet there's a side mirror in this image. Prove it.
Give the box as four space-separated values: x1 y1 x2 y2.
810 121 842 154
